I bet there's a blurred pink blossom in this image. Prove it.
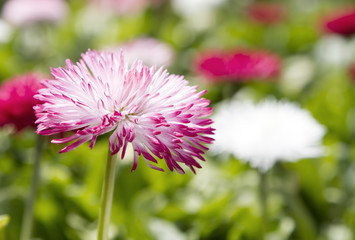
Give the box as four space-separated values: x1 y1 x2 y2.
247 3 286 25
1 0 68 27
108 38 174 67
93 0 160 15
0 73 43 131
322 7 355 36
195 50 281 83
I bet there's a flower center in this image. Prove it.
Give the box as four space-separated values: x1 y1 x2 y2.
101 110 125 127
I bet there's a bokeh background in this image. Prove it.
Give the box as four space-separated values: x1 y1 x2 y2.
1 0 355 239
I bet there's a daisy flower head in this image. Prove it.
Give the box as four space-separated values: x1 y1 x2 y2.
34 50 214 174
212 98 325 172
0 73 43 131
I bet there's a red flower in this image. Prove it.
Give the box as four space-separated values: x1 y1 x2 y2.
322 8 355 36
195 50 281 83
247 3 286 25
0 73 43 131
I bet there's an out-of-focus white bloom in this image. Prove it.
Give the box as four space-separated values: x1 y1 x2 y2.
75 6 113 37
314 35 354 67
0 19 13 43
107 38 174 67
172 0 225 16
149 218 187 240
266 217 295 240
326 224 353 240
171 0 226 30
1 0 68 27
212 98 326 171
280 56 315 96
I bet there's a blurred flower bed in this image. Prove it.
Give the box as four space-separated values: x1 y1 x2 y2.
1 0 355 239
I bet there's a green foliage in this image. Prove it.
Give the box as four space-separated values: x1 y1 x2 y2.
1 0 355 239
0 215 9 240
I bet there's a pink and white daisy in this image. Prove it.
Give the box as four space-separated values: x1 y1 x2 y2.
34 50 214 174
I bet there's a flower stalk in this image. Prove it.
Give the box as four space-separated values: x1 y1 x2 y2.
97 147 118 240
20 135 45 240
259 170 268 240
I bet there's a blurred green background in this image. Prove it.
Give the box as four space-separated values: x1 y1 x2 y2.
1 0 355 239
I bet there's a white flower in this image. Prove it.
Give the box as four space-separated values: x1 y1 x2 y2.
171 0 226 30
172 0 225 16
149 218 187 240
212 98 326 171
314 35 353 67
280 55 315 96
0 19 12 43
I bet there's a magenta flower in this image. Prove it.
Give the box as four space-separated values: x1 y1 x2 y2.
246 3 286 25
322 8 355 36
1 0 68 27
195 50 281 83
0 73 42 131
35 50 214 173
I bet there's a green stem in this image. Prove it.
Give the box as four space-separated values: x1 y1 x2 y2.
20 135 45 240
259 170 268 240
0 215 10 240
97 148 117 240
